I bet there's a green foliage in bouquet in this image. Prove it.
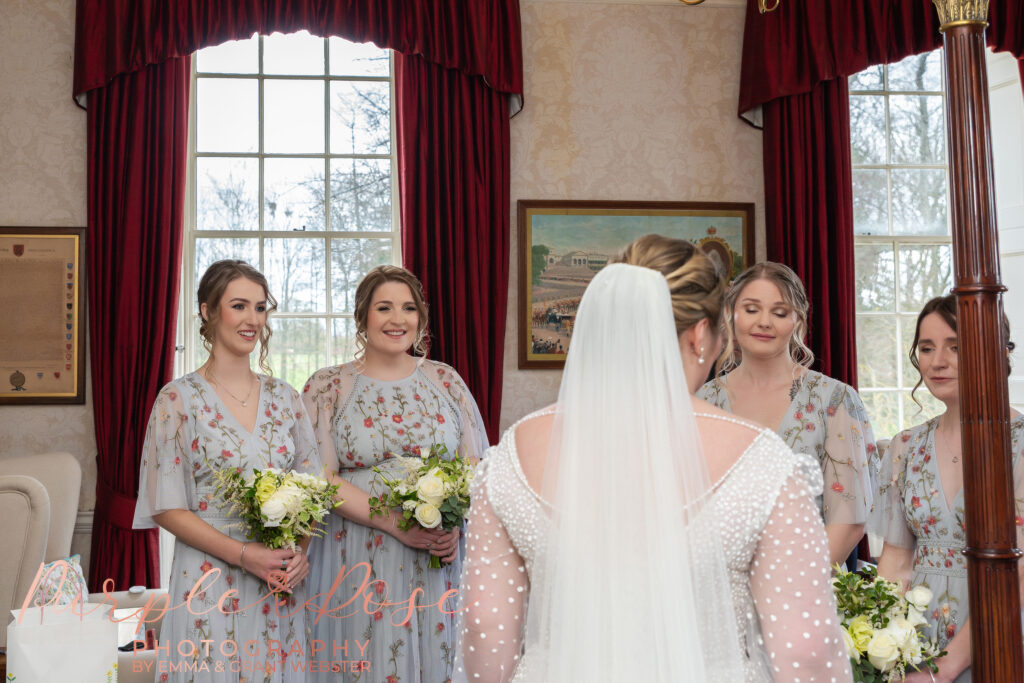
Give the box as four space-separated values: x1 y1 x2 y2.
833 565 945 682
368 444 475 568
211 467 342 551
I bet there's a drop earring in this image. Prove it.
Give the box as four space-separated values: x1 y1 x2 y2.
697 346 705 365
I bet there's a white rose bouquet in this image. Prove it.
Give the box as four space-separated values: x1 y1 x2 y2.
368 444 475 568
832 565 945 682
211 466 342 551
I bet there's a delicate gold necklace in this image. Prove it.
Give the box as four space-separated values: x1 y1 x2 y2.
207 368 256 407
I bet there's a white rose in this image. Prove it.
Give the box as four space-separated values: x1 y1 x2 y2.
416 473 446 506
414 502 442 529
905 585 933 612
275 481 306 515
261 496 288 527
866 631 901 672
906 605 928 628
402 499 418 512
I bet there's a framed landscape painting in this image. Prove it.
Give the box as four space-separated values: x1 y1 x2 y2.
518 200 754 369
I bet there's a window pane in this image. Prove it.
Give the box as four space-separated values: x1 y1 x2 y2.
850 95 886 165
329 38 389 77
902 389 945 430
264 80 325 153
857 315 898 388
265 238 326 313
889 95 945 164
891 169 947 235
861 391 900 442
849 65 884 91
898 244 953 312
264 158 326 232
330 159 391 232
332 318 359 365
266 318 327 390
900 315 921 387
855 243 895 312
330 82 391 155
330 238 393 313
888 52 943 92
196 158 259 231
196 35 259 74
263 31 325 76
852 169 889 235
196 79 258 153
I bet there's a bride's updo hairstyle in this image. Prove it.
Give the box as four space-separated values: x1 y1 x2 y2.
614 234 727 336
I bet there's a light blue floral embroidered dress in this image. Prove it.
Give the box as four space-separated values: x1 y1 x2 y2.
698 370 877 527
869 415 1024 682
134 373 322 683
302 359 489 683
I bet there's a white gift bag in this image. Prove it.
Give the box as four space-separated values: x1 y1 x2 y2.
7 603 119 682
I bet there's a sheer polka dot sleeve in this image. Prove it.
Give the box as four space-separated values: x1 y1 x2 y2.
455 460 528 682
749 455 853 682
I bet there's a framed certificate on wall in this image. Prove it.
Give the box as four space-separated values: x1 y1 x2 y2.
0 227 86 404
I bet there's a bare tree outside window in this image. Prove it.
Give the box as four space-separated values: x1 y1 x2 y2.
850 50 952 439
185 32 397 389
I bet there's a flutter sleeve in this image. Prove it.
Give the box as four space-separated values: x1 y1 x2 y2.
133 382 198 529
427 361 491 461
301 366 353 475
749 451 853 681
455 457 527 682
284 381 323 476
866 430 916 549
820 382 877 526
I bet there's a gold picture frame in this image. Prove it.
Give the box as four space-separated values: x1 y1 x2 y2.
518 200 754 369
0 227 86 404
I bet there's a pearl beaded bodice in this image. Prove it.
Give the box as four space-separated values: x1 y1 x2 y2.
457 411 852 682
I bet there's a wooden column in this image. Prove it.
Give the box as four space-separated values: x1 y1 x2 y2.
933 1 1024 680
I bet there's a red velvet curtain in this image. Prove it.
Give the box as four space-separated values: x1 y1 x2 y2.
86 57 190 590
740 0 1023 117
73 0 522 100
763 79 856 384
395 55 511 444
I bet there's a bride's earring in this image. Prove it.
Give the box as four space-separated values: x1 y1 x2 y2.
697 346 705 365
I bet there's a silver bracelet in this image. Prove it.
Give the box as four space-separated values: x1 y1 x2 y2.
929 671 936 682
239 542 250 570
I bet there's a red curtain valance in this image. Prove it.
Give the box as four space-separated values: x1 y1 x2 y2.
739 0 1024 118
73 0 523 98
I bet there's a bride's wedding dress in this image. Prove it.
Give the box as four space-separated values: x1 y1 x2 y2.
457 409 852 682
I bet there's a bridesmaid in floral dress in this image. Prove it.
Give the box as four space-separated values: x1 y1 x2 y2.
697 262 877 566
869 294 1024 682
302 265 489 682
134 260 322 682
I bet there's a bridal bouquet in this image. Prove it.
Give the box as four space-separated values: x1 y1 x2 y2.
211 467 342 551
832 565 945 682
368 445 474 568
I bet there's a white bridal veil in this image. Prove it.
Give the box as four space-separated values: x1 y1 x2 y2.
523 263 744 680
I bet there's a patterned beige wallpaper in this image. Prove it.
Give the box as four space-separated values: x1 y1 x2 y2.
500 1 766 432
0 0 97 512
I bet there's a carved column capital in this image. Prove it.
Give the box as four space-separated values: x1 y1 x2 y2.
931 0 989 30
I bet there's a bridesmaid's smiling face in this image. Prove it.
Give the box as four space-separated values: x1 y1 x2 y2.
203 277 268 359
916 312 959 404
366 281 420 356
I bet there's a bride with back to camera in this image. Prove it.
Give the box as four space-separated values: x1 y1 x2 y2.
456 234 852 682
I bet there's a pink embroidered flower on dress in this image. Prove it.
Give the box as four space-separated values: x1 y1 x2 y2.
221 450 233 459
191 438 199 452
795 411 803 420
392 414 403 424
827 405 837 417
201 561 213 573
199 501 207 511
436 414 446 424
831 482 844 493
363 418 374 428
276 445 287 454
